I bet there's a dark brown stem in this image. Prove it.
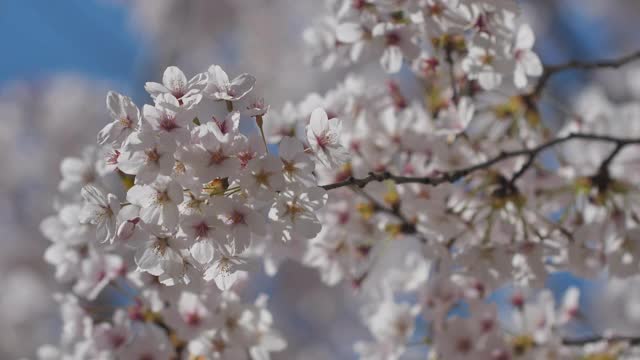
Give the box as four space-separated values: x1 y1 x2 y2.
530 50 640 97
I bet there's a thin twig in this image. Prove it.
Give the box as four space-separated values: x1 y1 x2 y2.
508 153 536 186
563 335 640 346
598 142 626 174
530 50 640 97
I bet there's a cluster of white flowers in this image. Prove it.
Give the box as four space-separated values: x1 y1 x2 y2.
39 0 640 359
39 64 345 359
0 76 121 357
305 0 541 89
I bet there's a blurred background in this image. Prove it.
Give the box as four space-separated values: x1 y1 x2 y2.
2 0 640 358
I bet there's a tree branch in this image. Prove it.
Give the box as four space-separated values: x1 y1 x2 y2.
599 142 626 174
530 49 640 97
508 153 535 186
563 334 640 346
320 133 640 191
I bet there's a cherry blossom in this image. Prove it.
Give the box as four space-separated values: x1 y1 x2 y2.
214 197 267 251
78 184 120 243
144 65 205 108
511 24 543 88
142 93 192 146
204 65 256 102
126 175 183 231
98 91 141 147
306 107 350 167
270 185 327 240
278 136 316 185
180 205 222 265
239 155 286 200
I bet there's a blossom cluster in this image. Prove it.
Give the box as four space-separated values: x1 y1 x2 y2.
38 0 640 359
39 64 347 359
305 0 541 89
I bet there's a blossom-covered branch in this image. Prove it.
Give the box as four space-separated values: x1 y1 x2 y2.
321 132 640 191
562 335 640 347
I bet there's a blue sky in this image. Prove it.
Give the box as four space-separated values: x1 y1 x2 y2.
1 0 620 97
0 0 143 87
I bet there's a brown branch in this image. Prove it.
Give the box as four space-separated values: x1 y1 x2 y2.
563 334 640 346
599 142 626 174
508 153 536 186
530 49 640 97
320 133 640 191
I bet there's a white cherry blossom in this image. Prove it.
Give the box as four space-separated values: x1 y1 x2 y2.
127 175 183 231
79 184 120 243
144 65 205 108
512 24 543 88
306 107 350 168
204 65 256 102
99 91 141 147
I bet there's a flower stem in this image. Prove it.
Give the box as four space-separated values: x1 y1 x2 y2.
256 115 269 153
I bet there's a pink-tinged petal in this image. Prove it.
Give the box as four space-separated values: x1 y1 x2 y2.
81 185 108 210
126 185 155 208
95 222 109 245
142 104 162 127
380 46 403 74
309 108 329 134
323 262 343 286
211 268 240 291
123 96 140 120
522 52 543 76
336 23 363 43
135 247 163 276
108 194 121 213
209 65 230 85
106 91 124 119
229 73 256 99
144 82 170 98
514 65 527 89
350 41 365 62
478 71 502 90
97 122 115 145
162 66 187 93
160 203 179 230
140 204 162 226
191 241 215 265
118 152 148 178
155 92 181 109
188 72 207 87
166 180 184 204
78 203 103 224
516 24 535 50
279 136 303 160
181 93 202 109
